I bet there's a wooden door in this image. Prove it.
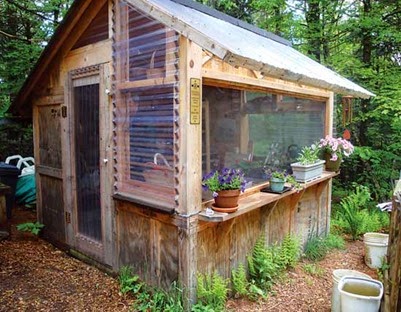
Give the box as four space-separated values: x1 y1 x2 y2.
64 64 112 265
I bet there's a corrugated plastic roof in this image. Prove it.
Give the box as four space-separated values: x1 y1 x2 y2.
131 0 374 98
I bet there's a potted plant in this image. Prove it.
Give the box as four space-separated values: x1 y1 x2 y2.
265 169 300 192
202 168 247 212
290 145 326 182
318 136 354 171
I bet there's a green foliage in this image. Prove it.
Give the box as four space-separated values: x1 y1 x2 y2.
196 272 229 311
247 235 300 291
231 264 249 297
118 266 184 311
304 235 328 261
16 222 44 235
0 123 33 160
247 237 281 290
133 282 184 312
304 233 345 261
332 184 391 240
296 145 321 165
277 234 301 269
118 266 143 295
302 263 324 277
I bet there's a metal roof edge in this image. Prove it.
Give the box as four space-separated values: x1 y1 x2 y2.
169 0 291 47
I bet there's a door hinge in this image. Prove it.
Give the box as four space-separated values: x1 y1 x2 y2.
65 211 71 224
61 105 67 118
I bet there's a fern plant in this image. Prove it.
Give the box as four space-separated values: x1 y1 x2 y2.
247 237 281 290
231 263 248 297
196 272 228 311
277 234 301 269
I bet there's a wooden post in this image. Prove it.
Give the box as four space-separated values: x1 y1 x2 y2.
386 181 401 312
176 37 202 306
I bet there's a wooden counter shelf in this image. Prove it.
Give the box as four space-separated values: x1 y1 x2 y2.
198 171 338 222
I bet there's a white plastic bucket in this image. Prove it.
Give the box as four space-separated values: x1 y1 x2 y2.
338 276 383 312
331 269 372 312
363 233 389 269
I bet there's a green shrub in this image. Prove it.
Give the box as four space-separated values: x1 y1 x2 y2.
16 222 44 235
337 185 371 240
196 272 228 311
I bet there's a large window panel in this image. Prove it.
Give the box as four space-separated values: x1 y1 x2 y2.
114 1 179 210
202 86 326 199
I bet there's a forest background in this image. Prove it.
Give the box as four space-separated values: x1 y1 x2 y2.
1 0 400 201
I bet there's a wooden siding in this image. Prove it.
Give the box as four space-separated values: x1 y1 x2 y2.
197 181 330 278
116 201 179 288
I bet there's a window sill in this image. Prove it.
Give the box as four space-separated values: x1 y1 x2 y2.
198 171 338 222
113 192 175 215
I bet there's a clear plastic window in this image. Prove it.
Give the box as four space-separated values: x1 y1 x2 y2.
202 86 326 199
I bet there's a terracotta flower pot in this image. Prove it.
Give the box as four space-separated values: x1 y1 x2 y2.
324 152 342 172
213 189 240 212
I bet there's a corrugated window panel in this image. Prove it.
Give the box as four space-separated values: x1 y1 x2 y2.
113 1 179 210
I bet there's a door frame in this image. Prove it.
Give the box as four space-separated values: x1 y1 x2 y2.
62 63 113 266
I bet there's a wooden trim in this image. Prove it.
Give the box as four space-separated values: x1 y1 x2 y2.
202 68 331 100
36 165 63 179
326 91 334 136
113 192 175 214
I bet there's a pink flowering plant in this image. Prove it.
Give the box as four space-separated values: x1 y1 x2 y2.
202 168 247 197
318 135 354 161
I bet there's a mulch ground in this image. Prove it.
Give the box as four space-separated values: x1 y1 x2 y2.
0 206 379 311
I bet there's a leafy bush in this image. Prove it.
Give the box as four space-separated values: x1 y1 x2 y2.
196 272 228 311
332 184 390 239
118 266 143 295
16 222 44 235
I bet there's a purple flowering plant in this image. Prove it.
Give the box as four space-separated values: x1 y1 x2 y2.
318 135 354 161
202 168 247 197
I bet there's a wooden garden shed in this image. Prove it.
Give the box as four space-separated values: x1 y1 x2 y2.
10 0 373 303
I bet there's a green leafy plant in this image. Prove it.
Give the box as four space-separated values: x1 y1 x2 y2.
304 233 345 261
336 185 372 240
304 235 328 261
247 237 281 290
302 263 324 277
16 222 44 235
231 264 249 297
277 234 301 269
296 144 321 165
118 266 143 295
196 272 228 311
202 168 247 195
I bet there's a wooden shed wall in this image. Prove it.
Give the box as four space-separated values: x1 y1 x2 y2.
197 181 330 278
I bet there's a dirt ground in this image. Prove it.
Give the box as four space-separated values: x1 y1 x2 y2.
0 206 378 311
